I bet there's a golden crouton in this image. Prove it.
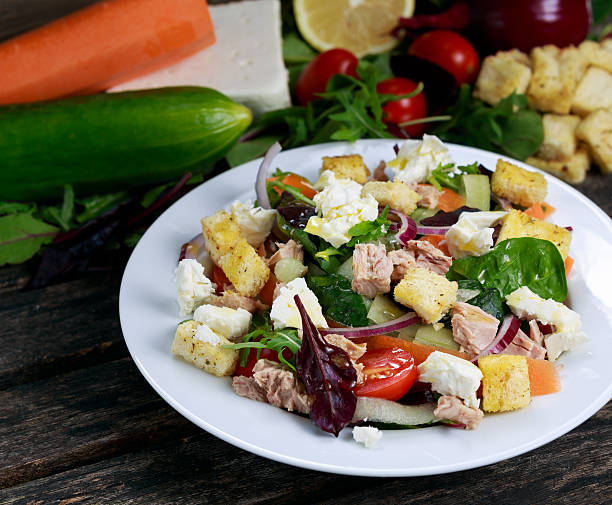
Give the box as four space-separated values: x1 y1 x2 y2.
579 39 612 73
171 320 238 377
218 238 270 297
575 108 612 174
361 181 421 215
478 355 530 412
527 45 586 114
497 209 572 259
527 146 590 184
321 154 370 184
393 267 457 324
537 114 581 161
571 67 612 117
201 210 242 263
473 49 532 106
491 159 547 207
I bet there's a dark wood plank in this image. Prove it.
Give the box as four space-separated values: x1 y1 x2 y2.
575 171 612 217
0 403 609 505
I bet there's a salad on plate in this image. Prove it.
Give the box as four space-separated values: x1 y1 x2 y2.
170 135 587 447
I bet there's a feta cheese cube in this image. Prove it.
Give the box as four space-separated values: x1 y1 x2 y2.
193 304 252 341
176 259 215 316
445 211 507 258
194 324 222 346
418 351 483 409
230 200 276 247
388 135 454 184
505 286 588 360
352 426 382 449
270 277 327 330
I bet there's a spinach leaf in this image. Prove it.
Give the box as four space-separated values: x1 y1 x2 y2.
306 272 369 327
457 279 504 320
447 237 567 302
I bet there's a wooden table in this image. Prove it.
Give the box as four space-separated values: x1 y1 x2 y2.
1 2 611 503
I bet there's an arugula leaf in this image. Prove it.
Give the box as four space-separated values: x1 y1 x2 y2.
306 272 369 326
76 192 129 223
39 185 75 231
0 213 59 266
346 206 391 247
427 162 480 192
283 33 316 64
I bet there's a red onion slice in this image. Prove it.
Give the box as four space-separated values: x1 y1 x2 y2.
320 312 419 339
255 142 282 210
390 209 417 245
471 314 520 363
416 225 449 236
178 233 205 262
491 193 513 211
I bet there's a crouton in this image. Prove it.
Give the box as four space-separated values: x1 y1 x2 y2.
536 114 581 161
491 159 547 207
497 209 572 259
201 210 242 264
576 108 612 174
321 154 370 184
526 146 590 184
171 320 238 377
218 238 270 297
473 49 532 106
361 181 421 215
571 67 612 117
579 39 612 73
393 267 457 324
527 45 586 114
478 354 530 412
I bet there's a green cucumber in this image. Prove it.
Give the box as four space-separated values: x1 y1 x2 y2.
410 207 438 224
0 87 252 201
367 294 405 325
353 397 436 426
414 325 459 350
459 174 490 211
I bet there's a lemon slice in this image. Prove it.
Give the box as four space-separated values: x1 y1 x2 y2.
294 0 415 57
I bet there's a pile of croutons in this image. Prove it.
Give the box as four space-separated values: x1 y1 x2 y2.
473 39 612 183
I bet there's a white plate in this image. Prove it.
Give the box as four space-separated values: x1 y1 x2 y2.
119 140 612 477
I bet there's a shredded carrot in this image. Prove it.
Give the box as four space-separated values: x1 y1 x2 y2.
524 202 556 220
419 235 451 257
437 188 465 212
564 256 574 277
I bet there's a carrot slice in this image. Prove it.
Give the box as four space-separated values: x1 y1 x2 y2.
524 202 556 220
526 358 561 396
419 235 451 257
437 188 465 212
0 0 215 105
564 256 574 277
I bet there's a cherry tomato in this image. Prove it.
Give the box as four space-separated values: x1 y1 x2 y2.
295 48 358 105
408 30 480 85
267 173 317 199
234 347 280 377
376 77 428 138
212 265 231 294
353 347 418 401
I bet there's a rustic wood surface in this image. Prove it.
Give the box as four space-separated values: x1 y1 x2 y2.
1 1 611 504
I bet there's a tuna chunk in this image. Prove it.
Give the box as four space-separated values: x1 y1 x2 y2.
529 319 544 347
372 160 389 182
504 329 547 360
352 243 393 297
451 302 500 357
232 359 312 414
267 240 304 267
434 395 484 430
324 333 367 383
209 290 268 313
388 240 452 281
415 184 443 209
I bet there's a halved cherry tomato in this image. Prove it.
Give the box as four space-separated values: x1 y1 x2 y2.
212 265 231 294
234 347 280 377
267 173 317 199
376 77 427 138
353 347 418 401
296 48 359 105
259 272 278 306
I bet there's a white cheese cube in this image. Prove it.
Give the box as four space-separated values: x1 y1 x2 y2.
270 277 327 330
388 135 454 184
194 324 223 346
230 200 276 248
109 0 290 116
193 304 252 341
445 211 507 258
418 351 483 409
352 426 382 449
176 259 215 316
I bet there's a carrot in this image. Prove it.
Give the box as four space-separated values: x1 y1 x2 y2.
526 358 561 396
437 188 465 212
0 0 215 105
368 335 470 364
524 202 556 220
564 256 574 277
419 235 451 257
259 272 278 307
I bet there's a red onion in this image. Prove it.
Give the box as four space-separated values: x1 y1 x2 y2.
320 312 419 339
178 233 205 262
471 314 520 363
390 209 417 244
255 142 282 210
416 225 449 236
491 193 513 211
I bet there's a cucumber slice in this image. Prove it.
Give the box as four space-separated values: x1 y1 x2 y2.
367 294 406 325
397 323 422 341
414 325 459 351
410 207 438 224
274 258 307 283
336 257 353 280
459 174 490 211
353 397 436 426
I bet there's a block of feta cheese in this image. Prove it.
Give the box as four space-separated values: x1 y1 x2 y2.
387 135 454 185
352 426 382 449
109 0 290 116
193 304 252 342
176 259 215 316
270 277 328 330
445 211 508 259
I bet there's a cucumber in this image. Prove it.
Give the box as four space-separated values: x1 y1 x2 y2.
274 258 307 283
0 87 252 201
352 397 436 426
459 174 490 211
336 257 353 280
414 325 459 351
367 294 405 324
410 207 438 224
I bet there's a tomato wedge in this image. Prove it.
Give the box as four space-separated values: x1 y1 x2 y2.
353 347 418 401
212 265 231 294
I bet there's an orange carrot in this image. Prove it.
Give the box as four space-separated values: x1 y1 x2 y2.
437 188 465 212
524 202 556 220
419 235 451 257
564 256 575 277
0 0 215 105
526 358 561 396
368 335 469 364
